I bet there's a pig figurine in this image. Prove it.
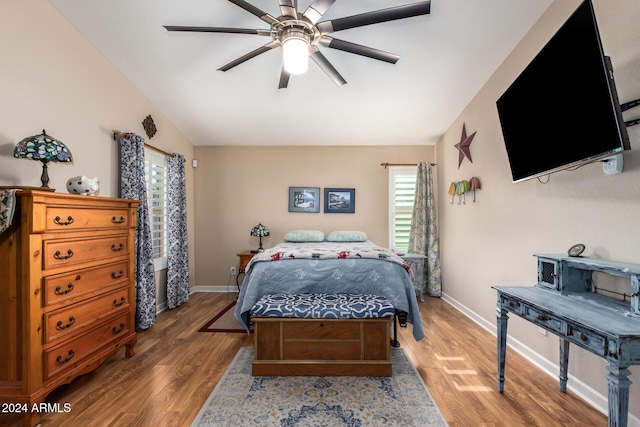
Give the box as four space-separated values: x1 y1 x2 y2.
66 176 99 196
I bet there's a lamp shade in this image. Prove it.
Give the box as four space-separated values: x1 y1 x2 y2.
250 223 270 237
14 130 73 188
14 129 72 163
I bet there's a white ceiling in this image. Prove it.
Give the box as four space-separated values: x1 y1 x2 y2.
50 0 552 146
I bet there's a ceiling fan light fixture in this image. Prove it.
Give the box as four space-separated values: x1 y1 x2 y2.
282 29 310 75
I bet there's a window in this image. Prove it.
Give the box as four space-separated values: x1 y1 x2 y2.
144 148 168 270
388 167 417 253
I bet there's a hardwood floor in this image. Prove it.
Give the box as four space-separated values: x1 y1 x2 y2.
2 292 607 427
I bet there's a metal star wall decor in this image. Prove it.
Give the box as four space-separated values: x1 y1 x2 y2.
454 123 476 168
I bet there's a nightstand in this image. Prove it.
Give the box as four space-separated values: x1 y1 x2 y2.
236 250 255 290
401 253 427 302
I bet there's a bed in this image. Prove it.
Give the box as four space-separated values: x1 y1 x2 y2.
234 239 425 342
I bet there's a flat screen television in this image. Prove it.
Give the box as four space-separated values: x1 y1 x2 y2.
496 0 630 183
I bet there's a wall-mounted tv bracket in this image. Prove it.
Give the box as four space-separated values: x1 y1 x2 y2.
621 98 640 127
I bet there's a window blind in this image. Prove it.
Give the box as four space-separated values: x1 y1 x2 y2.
145 150 168 262
389 167 417 252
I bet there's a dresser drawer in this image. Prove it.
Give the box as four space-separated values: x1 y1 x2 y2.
46 207 131 231
283 320 361 340
500 294 524 315
567 324 607 355
44 312 131 380
44 260 129 307
44 286 130 343
283 341 362 360
43 234 129 270
523 305 564 335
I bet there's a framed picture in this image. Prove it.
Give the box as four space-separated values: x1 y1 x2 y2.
289 187 320 213
324 188 355 213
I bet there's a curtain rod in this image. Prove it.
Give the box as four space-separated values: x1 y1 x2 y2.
113 130 176 158
380 162 437 169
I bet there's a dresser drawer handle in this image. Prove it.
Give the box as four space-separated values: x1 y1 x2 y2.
54 216 74 226
112 216 126 224
54 283 75 295
113 297 126 307
536 314 550 321
580 333 587 341
111 243 125 252
56 349 75 365
112 323 125 334
54 249 74 260
111 270 124 279
56 316 76 330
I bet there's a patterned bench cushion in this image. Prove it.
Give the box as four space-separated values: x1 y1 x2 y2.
250 293 395 319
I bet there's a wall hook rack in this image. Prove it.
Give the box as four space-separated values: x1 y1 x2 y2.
621 98 640 127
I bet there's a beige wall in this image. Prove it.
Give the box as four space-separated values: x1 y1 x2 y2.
0 1 196 308
436 0 640 419
193 145 434 287
6 0 640 420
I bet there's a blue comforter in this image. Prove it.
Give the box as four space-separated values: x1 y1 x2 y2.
234 241 425 341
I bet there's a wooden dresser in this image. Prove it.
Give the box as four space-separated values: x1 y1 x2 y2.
0 190 138 427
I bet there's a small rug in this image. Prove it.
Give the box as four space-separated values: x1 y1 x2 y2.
198 300 249 333
191 347 448 426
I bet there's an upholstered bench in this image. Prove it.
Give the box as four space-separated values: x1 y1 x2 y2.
250 293 394 376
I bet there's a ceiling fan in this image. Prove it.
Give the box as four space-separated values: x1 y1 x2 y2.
164 0 431 89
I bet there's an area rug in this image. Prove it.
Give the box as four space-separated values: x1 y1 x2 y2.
198 300 249 333
191 347 448 426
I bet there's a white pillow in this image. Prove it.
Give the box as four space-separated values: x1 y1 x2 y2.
326 231 368 242
284 230 325 242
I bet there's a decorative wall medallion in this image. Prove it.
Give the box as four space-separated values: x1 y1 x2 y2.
142 115 157 139
454 123 476 168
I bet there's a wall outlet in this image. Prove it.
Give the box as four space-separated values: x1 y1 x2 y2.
230 267 237 276
603 153 623 175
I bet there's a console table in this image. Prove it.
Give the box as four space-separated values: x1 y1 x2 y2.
494 254 640 427
401 252 427 301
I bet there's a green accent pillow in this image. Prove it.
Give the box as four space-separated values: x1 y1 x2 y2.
326 231 368 242
284 230 325 242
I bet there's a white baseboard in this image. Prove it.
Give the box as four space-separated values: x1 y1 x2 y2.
440 292 640 427
156 301 167 314
192 285 238 293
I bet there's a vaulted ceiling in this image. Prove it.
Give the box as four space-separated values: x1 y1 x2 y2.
50 0 552 146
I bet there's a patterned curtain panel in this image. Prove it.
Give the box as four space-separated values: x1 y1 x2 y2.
118 133 157 330
408 162 442 297
167 153 190 309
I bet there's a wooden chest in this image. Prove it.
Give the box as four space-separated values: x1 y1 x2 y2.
252 317 392 376
0 190 138 427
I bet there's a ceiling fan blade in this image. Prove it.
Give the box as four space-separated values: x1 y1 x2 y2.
310 48 347 87
278 66 291 89
319 36 400 64
317 1 430 33
164 26 270 36
279 0 297 19
303 0 337 24
217 41 278 72
227 0 279 25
